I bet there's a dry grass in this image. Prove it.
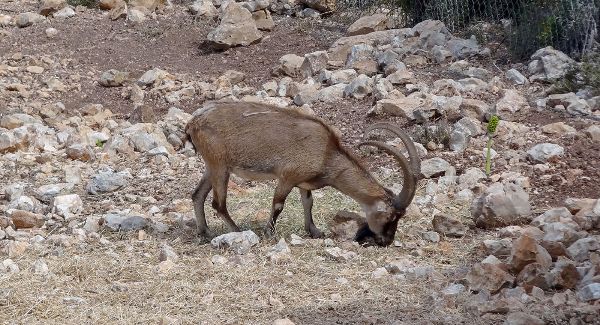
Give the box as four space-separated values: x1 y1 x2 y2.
0 171 488 325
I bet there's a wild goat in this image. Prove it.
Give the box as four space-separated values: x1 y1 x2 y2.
184 101 420 247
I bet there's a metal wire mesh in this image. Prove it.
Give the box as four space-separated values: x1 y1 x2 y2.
337 0 600 60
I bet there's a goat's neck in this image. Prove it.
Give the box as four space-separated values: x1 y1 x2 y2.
331 158 389 207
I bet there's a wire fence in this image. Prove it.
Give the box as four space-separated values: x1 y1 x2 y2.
337 0 600 60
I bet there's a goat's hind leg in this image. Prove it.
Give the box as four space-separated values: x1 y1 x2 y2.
211 170 241 232
192 171 212 238
299 189 323 238
264 181 294 237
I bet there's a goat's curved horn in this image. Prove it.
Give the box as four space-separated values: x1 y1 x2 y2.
358 140 417 210
364 122 421 177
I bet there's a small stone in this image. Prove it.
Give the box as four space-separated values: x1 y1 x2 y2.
422 231 440 243
527 143 564 163
266 238 292 263
371 267 388 278
541 122 576 136
210 230 260 255
567 237 600 262
52 194 83 218
157 260 176 273
53 7 75 18
577 283 600 302
27 66 44 74
273 318 295 325
158 243 179 263
86 168 131 194
8 210 44 229
504 312 544 325
347 13 388 36
103 212 149 232
32 258 49 275
420 157 452 178
99 69 129 87
432 214 467 237
324 247 357 262
466 262 515 293
584 125 600 142
471 182 531 229
16 12 46 28
505 69 528 85
45 27 59 38
509 234 552 273
2 259 20 273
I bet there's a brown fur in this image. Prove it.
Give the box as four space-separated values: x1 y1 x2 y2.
185 100 413 246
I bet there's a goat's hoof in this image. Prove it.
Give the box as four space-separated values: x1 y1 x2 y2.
196 228 211 239
308 226 324 239
263 226 275 238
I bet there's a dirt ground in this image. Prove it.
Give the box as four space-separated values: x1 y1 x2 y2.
1 1 600 325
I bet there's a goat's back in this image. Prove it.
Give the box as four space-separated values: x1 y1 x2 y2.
185 101 343 179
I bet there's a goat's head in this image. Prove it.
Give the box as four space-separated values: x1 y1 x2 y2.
354 123 421 247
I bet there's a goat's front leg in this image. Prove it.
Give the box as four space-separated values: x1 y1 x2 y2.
192 171 212 237
264 181 294 237
299 189 323 238
211 170 240 232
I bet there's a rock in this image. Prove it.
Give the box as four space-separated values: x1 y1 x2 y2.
529 46 575 81
159 243 179 263
8 210 44 229
99 0 124 10
432 214 467 237
266 238 291 263
541 122 576 136
372 267 389 278
189 0 218 17
300 51 328 77
567 237 599 262
577 283 600 302
16 12 46 27
531 207 573 228
472 182 531 229
422 231 440 243
206 3 262 50
325 247 357 262
137 68 170 87
252 10 274 31
540 240 568 260
542 222 580 246
289 234 306 246
1 259 20 273
546 257 580 289
45 27 58 38
483 239 513 257
347 14 388 36
86 168 131 194
210 230 260 255
527 143 564 163
275 54 304 77
447 36 482 59
129 0 162 11
99 69 129 87
509 234 552 273
32 258 49 275
103 212 149 232
329 210 365 241
516 263 549 290
343 74 372 99
495 89 529 118
39 0 66 16
300 0 335 12
466 262 515 293
584 125 600 142
66 144 95 161
53 7 75 18
504 312 544 325
109 1 127 20
378 96 426 120
52 194 83 218
505 69 528 85
6 241 29 258
420 157 451 178
458 167 486 190
273 319 295 325
386 70 415 85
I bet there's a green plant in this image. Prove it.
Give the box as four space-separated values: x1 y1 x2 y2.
96 139 104 148
485 115 499 177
